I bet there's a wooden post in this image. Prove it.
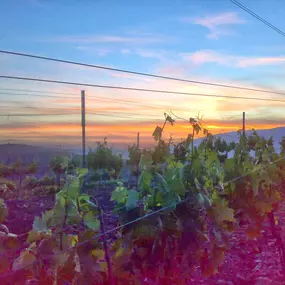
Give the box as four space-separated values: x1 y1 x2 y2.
81 90 86 168
242 112 245 137
97 202 115 285
137 132 140 149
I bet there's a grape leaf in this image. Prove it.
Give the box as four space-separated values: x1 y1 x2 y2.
92 249 105 261
139 153 153 171
168 178 185 196
56 252 69 267
66 200 82 225
164 168 185 196
69 235 78 247
33 216 48 232
12 249 36 271
42 209 53 227
83 211 100 230
111 186 128 204
255 201 272 214
26 231 41 244
152 126 163 141
51 193 66 226
4 233 21 251
252 178 260 196
206 151 219 167
77 194 93 212
60 233 77 249
66 179 81 200
138 170 152 193
126 189 138 211
76 168 88 178
213 198 235 224
0 256 9 273
154 173 169 193
0 199 8 224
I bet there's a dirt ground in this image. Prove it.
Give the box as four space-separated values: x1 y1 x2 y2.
3 188 285 285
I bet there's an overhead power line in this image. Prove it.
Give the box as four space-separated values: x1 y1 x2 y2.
230 0 285 37
0 50 285 96
86 94 202 113
0 91 77 99
1 75 285 103
0 113 79 117
88 111 160 118
0 87 78 95
88 112 162 120
0 90 202 113
0 112 162 120
1 104 162 118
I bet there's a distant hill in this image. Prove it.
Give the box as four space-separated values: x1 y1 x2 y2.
194 126 285 153
1 126 284 169
0 144 71 174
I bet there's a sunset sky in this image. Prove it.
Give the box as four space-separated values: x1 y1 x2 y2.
1 0 285 151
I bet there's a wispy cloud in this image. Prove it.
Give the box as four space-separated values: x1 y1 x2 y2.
120 48 169 61
182 12 245 39
76 46 111 56
135 49 164 59
2 53 285 149
237 57 285 67
46 35 169 45
121 49 131 54
77 46 167 60
182 49 285 67
183 50 229 65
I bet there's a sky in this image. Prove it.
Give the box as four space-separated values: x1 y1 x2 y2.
1 0 285 150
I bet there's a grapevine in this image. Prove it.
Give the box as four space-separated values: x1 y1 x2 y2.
0 115 284 284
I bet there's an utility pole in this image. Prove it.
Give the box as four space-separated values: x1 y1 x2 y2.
137 132 140 149
134 132 140 191
81 90 86 168
242 112 246 137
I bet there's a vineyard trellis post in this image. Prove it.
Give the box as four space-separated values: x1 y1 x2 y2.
137 132 140 148
81 90 86 168
242 111 245 137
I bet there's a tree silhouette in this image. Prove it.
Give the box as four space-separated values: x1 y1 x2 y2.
49 155 69 187
10 159 38 198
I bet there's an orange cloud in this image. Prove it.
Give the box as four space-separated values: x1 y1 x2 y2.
2 53 285 152
2 117 284 149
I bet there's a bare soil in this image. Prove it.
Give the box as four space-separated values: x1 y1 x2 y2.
2 187 285 285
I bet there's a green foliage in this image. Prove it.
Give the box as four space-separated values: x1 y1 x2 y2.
173 140 188 161
2 115 285 284
83 211 100 230
24 175 57 189
107 118 285 284
0 199 8 224
111 185 128 204
0 164 12 177
87 138 123 179
152 126 163 141
152 139 170 164
49 155 69 173
68 154 82 171
1 160 39 199
126 189 138 210
0 177 16 191
127 144 141 166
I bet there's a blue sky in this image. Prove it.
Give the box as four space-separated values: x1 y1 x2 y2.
1 0 285 148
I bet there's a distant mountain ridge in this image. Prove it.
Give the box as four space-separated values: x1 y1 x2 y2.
1 126 284 167
194 126 285 153
0 143 70 167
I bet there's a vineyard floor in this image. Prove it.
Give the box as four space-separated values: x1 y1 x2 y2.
3 189 285 285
